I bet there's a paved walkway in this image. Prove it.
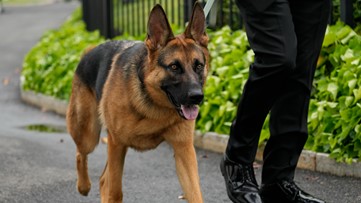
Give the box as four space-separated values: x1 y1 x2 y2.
0 1 360 203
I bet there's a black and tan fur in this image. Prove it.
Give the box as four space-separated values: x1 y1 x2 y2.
66 3 209 203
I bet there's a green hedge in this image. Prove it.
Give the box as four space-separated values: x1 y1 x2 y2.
21 9 361 162
307 22 361 163
197 27 252 134
21 8 105 100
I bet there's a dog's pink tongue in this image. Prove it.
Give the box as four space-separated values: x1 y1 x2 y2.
181 105 199 120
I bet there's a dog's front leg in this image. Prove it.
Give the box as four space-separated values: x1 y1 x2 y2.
101 133 127 203
170 140 203 203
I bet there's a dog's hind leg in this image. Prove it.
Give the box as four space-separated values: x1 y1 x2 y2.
66 75 101 196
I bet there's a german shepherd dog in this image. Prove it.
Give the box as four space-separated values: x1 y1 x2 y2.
66 3 209 203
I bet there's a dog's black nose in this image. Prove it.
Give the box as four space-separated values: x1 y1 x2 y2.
188 89 204 104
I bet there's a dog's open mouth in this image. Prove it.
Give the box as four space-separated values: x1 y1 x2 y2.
179 105 199 120
166 92 200 120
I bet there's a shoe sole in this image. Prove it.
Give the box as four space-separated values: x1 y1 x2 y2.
220 159 242 203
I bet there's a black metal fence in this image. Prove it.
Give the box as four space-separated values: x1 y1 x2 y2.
81 0 245 38
82 0 356 39
113 0 190 37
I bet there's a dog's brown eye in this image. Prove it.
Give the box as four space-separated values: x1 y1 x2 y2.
196 64 204 71
170 64 178 71
167 61 183 74
169 64 180 72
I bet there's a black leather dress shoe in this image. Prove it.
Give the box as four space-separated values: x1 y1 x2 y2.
220 155 262 203
260 179 325 203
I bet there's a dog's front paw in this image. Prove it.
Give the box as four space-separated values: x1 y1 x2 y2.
77 179 91 196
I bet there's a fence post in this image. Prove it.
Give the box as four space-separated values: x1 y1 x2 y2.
328 0 333 24
102 0 114 38
81 0 114 39
82 0 99 32
340 0 355 27
184 0 197 24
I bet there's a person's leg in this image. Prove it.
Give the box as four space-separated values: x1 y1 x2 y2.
226 0 296 165
262 0 331 185
260 0 330 202
221 1 296 202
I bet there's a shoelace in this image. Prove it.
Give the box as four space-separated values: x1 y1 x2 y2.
227 163 258 189
280 180 301 200
241 165 258 185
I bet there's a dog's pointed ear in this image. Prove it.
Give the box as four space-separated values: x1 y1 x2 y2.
146 4 174 50
184 2 208 47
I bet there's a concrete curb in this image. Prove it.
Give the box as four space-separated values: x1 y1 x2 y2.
20 90 68 116
194 131 361 178
20 89 361 178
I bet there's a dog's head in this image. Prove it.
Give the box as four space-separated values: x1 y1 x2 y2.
144 3 209 120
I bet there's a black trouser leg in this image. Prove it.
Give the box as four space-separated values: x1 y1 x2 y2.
227 0 330 180
226 0 297 164
262 0 331 184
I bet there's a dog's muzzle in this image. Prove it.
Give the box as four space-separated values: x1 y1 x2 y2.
166 89 203 120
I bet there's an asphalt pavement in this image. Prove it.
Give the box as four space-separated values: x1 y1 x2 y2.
0 1 360 203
